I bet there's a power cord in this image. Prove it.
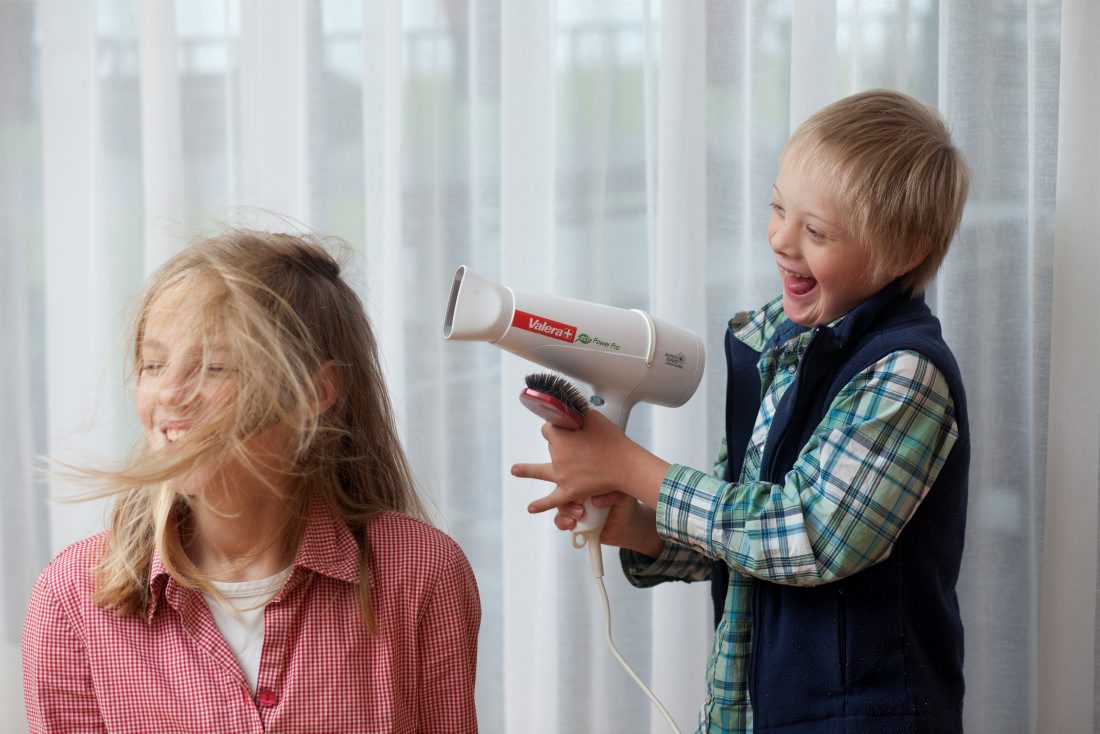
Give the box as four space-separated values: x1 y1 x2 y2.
588 540 683 734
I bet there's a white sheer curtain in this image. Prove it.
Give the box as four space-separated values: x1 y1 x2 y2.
2 1 1094 732
1037 0 1100 728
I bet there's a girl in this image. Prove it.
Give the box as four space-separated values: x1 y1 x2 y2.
22 230 481 733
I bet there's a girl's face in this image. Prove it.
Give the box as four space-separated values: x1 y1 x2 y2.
136 280 293 500
767 159 894 327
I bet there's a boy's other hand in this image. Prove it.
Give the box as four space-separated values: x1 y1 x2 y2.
555 494 665 557
511 409 669 513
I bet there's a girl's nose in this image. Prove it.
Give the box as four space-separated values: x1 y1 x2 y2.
158 367 198 407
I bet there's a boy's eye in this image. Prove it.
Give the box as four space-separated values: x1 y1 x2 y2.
806 226 828 240
768 202 784 216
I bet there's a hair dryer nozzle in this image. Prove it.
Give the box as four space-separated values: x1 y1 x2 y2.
443 265 514 342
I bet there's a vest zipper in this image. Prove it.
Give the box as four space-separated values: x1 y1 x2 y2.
749 579 762 709
837 587 847 690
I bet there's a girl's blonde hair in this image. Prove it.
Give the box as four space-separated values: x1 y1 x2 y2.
91 229 426 630
780 89 971 295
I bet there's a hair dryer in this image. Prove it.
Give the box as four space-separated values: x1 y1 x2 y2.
443 265 698 733
442 265 706 551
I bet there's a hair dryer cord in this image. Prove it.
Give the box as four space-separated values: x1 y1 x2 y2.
589 539 682 734
594 573 683 734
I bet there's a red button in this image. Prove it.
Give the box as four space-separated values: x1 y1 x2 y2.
256 688 278 707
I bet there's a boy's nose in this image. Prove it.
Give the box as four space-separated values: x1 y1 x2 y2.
769 220 795 254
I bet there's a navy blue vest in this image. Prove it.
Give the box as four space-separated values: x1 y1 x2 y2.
713 283 968 732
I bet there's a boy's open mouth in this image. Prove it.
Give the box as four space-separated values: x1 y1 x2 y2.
781 267 818 297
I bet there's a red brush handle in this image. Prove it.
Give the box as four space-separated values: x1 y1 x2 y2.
519 389 584 430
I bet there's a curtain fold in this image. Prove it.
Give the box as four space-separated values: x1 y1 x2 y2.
648 4 713 731
3 2 1093 732
362 0 408 419
1037 0 1100 728
138 1 185 271
40 0 117 551
498 4 564 731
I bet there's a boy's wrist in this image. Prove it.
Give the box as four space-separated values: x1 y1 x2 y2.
621 449 671 510
626 501 664 558
633 534 666 559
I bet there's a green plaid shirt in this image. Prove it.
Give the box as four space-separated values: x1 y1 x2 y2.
622 295 959 733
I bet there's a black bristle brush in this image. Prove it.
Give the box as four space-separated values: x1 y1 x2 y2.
520 372 590 430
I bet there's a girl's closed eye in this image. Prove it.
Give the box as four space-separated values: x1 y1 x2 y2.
768 202 785 217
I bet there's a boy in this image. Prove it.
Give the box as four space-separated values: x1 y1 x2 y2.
514 89 971 732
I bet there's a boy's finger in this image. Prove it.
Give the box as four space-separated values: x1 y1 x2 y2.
554 512 577 531
527 487 566 514
562 502 584 518
591 491 627 507
511 462 553 482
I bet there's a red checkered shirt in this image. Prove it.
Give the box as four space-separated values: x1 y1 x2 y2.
22 504 481 733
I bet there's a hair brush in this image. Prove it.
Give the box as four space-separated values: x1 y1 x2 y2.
520 372 590 430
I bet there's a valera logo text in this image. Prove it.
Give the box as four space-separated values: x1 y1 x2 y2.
511 310 578 343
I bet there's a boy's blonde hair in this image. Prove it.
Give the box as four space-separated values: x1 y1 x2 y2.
90 229 426 630
780 89 970 295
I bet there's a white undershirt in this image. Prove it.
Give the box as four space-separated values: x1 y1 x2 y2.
203 567 293 693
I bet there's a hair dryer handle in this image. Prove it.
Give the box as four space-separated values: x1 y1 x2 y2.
571 501 608 576
571 502 609 544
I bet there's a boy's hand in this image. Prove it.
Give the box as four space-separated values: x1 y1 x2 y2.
555 493 666 557
511 409 669 513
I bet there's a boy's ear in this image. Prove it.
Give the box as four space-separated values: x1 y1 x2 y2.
307 361 341 419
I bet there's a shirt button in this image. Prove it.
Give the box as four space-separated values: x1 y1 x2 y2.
256 688 278 707
787 364 797 374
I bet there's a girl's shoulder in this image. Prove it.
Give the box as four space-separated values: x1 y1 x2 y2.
38 533 106 586
30 532 107 616
363 511 475 583
365 511 466 557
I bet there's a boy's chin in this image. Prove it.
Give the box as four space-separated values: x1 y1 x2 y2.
781 298 817 328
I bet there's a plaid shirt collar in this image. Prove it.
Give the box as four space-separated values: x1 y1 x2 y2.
733 279 911 355
146 497 361 621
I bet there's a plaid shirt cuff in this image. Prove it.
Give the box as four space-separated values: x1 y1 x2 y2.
657 463 727 557
618 542 711 588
